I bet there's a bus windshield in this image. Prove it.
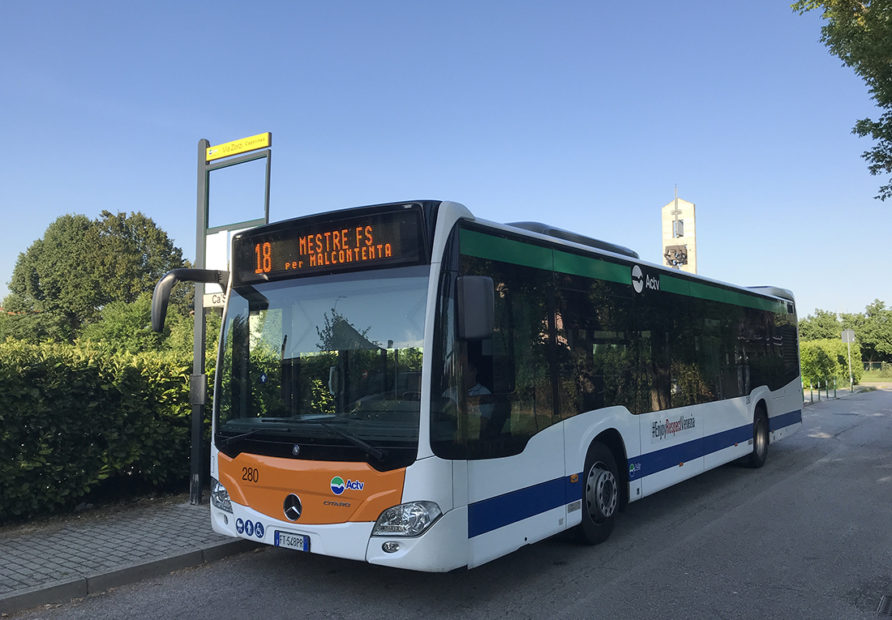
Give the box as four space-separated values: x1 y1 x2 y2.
215 265 429 469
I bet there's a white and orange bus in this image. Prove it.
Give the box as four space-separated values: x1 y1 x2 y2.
152 200 801 571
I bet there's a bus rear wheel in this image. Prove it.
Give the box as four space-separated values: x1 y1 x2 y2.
578 441 618 545
744 407 769 468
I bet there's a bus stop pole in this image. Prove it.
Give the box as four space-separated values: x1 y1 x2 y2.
190 139 210 506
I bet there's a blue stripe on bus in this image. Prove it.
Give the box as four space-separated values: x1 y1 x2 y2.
466 409 802 538
768 409 802 432
467 475 582 538
628 409 802 481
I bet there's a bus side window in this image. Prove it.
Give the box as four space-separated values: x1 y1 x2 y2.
456 254 555 458
555 274 637 417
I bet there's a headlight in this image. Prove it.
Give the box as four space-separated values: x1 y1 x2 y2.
372 501 442 537
210 477 233 513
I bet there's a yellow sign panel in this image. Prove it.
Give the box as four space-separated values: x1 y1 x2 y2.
206 132 271 162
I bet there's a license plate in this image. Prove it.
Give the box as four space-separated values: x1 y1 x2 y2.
274 530 310 552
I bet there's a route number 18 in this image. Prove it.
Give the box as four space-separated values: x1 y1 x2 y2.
254 242 272 274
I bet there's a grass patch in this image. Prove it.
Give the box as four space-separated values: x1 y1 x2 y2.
863 369 892 381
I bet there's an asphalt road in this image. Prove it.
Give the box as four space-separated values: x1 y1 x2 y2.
18 390 892 619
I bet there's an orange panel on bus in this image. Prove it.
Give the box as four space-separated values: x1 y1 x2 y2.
218 452 406 525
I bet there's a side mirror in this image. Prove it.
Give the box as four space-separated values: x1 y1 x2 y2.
151 268 229 332
457 275 494 340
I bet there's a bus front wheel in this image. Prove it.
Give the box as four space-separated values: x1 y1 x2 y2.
578 441 618 545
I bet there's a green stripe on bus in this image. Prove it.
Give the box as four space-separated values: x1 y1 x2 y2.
553 250 631 285
460 229 553 270
461 229 630 284
461 228 784 314
660 274 786 313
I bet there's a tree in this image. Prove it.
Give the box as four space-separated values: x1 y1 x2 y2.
93 211 188 306
794 0 892 200
77 292 221 360
799 299 892 365
5 214 99 330
849 299 892 361
315 307 377 351
77 293 164 354
798 308 841 340
801 338 864 385
3 211 188 338
800 340 838 385
164 306 221 362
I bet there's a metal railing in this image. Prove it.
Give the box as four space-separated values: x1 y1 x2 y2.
863 361 891 372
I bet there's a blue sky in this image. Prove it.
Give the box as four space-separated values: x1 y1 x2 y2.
1 1 888 318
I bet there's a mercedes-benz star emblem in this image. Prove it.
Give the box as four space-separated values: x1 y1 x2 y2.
292 444 301 456
283 494 302 521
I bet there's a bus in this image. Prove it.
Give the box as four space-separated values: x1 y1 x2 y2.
151 200 801 571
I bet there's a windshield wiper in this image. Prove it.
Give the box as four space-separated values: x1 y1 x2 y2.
218 428 262 448
319 422 387 461
218 418 387 461
218 424 295 448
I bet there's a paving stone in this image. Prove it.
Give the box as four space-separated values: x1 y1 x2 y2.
0 497 258 616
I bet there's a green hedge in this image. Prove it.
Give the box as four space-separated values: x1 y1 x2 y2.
800 338 864 387
0 340 195 522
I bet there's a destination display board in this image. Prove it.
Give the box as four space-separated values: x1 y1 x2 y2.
233 205 427 284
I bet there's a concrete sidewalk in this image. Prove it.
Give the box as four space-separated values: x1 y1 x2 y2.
0 495 255 616
803 382 889 406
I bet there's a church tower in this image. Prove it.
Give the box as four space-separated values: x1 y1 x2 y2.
661 191 697 274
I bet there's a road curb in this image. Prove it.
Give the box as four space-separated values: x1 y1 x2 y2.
0 539 257 616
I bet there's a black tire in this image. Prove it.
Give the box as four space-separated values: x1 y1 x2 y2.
577 441 619 545
744 407 769 468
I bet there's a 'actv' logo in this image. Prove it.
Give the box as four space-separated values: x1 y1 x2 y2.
632 265 660 294
330 476 365 495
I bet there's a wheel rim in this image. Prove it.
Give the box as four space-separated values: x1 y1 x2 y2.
585 461 617 523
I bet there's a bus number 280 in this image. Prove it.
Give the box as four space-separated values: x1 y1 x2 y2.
242 467 260 483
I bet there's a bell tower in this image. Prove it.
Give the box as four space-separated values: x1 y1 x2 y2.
661 189 697 274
